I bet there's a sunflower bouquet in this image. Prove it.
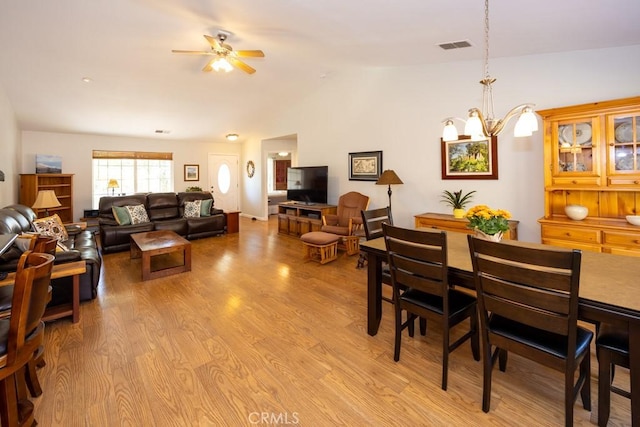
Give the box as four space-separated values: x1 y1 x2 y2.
465 205 512 236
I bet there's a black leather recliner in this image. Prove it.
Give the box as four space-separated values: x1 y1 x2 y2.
0 204 102 302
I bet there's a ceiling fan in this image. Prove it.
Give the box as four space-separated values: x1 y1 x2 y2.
172 32 264 74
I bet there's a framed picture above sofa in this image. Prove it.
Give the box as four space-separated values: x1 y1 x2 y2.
184 164 199 181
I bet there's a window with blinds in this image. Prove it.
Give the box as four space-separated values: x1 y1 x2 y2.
92 150 174 208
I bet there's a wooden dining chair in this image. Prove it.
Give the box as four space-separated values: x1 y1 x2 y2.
383 224 480 390
596 323 630 427
467 235 592 427
0 235 56 399
0 250 54 426
361 207 393 301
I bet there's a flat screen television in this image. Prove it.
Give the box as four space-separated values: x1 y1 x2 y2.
286 166 328 204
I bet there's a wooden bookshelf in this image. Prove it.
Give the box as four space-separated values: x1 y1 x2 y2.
20 174 74 222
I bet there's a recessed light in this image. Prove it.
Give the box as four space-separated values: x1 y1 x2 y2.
278 152 289 156
81 77 92 83
226 133 239 141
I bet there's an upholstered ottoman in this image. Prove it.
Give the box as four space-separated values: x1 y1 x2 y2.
301 231 340 264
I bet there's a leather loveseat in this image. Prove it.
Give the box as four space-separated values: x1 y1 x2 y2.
0 204 102 303
98 191 226 253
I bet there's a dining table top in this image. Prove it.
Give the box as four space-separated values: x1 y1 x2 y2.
361 229 640 318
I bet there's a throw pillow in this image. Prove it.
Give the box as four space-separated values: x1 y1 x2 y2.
56 241 70 252
200 199 213 217
112 206 132 225
125 204 150 224
33 214 69 242
184 200 201 218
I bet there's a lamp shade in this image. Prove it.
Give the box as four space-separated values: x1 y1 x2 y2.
375 170 403 186
107 179 119 189
32 190 61 210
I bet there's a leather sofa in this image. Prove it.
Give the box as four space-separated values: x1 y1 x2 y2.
0 204 102 303
98 191 226 253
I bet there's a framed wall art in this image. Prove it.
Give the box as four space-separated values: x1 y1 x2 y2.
184 164 199 181
441 135 498 180
348 151 383 181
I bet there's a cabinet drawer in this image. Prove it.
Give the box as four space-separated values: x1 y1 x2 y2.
602 231 640 249
551 176 601 186
607 177 640 186
603 246 640 257
541 225 601 244
542 238 602 252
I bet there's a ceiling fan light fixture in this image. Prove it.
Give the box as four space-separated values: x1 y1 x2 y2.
212 57 233 73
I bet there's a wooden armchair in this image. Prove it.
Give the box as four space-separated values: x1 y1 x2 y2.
321 191 370 236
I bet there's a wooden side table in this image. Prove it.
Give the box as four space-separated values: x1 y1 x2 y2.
0 260 86 323
225 211 240 233
414 212 519 241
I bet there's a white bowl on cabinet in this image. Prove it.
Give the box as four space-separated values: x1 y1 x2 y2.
626 215 640 226
565 205 588 221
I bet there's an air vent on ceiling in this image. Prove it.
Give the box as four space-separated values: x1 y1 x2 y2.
155 129 171 134
438 40 472 50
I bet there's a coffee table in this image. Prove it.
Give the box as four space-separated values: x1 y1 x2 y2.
130 230 191 281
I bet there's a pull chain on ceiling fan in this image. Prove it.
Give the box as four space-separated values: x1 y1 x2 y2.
172 32 265 74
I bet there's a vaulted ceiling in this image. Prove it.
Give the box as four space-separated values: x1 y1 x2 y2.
1 0 639 142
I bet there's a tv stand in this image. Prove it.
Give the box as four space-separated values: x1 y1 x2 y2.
278 203 337 236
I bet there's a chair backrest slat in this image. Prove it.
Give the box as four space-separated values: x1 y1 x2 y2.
361 207 393 240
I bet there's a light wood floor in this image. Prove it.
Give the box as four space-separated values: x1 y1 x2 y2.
33 217 631 426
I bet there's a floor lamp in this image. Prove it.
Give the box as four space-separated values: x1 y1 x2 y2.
375 170 403 212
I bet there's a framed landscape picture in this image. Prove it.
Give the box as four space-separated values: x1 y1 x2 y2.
441 135 498 180
349 151 383 181
184 164 199 181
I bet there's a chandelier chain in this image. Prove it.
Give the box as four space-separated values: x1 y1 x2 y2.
484 0 490 79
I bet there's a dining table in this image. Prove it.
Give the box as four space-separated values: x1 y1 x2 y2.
360 230 640 426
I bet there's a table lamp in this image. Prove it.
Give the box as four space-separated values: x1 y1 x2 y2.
32 190 61 217
107 179 119 195
375 169 403 212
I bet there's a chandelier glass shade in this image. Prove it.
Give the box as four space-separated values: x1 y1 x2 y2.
442 0 538 142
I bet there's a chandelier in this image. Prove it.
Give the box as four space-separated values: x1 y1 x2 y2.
442 0 538 142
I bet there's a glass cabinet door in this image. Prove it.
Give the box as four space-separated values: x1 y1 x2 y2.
608 113 640 176
552 118 599 178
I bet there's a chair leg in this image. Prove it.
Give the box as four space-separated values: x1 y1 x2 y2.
598 347 612 427
580 353 591 411
0 375 20 427
419 317 427 336
470 313 480 361
394 308 403 362
482 345 494 413
565 369 575 427
25 358 43 397
498 349 508 372
442 323 449 391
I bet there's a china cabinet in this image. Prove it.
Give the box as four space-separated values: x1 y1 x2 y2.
538 96 640 255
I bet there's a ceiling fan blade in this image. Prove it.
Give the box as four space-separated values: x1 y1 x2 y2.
202 59 214 72
172 49 212 55
228 57 256 74
203 35 221 50
234 50 265 58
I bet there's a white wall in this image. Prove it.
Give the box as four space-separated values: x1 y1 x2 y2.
0 85 20 206
21 131 241 219
251 45 640 242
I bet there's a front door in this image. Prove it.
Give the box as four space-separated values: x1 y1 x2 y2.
208 154 239 212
